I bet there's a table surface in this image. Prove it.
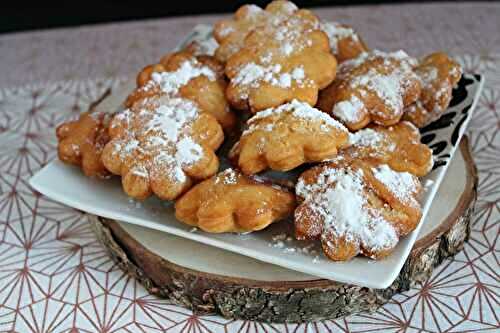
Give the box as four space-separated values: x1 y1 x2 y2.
0 2 499 332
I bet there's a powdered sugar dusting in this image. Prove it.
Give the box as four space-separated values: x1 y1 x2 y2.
291 67 305 80
354 69 404 113
348 128 385 147
144 98 198 141
217 25 235 38
281 42 294 56
131 165 148 178
270 13 319 56
372 164 419 208
190 37 219 56
333 50 419 123
119 139 139 156
175 137 203 166
420 67 438 89
225 3 325 102
268 232 320 259
138 58 215 98
332 94 365 123
320 21 359 54
279 1 298 13
243 99 348 135
338 127 397 161
416 60 459 114
214 168 239 185
244 4 263 17
216 1 299 59
112 96 206 183
296 166 399 254
233 63 312 98
145 101 197 142
153 153 187 183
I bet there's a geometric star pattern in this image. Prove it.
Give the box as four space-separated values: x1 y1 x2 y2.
1 4 499 332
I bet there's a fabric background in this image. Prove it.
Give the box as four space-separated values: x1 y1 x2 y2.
0 2 498 332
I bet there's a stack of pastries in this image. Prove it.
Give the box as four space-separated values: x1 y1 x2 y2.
56 0 462 262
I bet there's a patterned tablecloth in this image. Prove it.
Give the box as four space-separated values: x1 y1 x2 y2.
0 2 499 332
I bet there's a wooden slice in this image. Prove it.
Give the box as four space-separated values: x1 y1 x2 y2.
89 136 476 323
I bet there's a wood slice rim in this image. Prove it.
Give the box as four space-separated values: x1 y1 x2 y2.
90 137 477 322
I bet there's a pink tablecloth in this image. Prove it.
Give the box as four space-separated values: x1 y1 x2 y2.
0 2 499 332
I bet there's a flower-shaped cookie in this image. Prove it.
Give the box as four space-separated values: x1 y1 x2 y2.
56 110 112 178
175 168 296 233
404 52 462 127
101 95 224 200
126 50 236 131
295 160 422 261
320 21 368 63
225 5 337 113
229 100 349 174
334 121 433 177
317 50 421 131
213 0 298 63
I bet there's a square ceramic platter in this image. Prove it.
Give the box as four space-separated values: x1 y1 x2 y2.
30 24 484 288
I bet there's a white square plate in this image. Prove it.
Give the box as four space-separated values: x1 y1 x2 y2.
29 25 484 288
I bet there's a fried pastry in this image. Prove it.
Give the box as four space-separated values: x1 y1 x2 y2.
229 100 349 174
101 95 223 200
320 21 368 63
56 109 112 179
317 50 421 131
295 160 422 261
225 3 337 113
184 38 219 57
175 168 296 233
334 121 433 177
213 0 298 63
404 52 462 128
126 50 236 131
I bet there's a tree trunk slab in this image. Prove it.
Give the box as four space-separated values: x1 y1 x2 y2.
90 137 476 323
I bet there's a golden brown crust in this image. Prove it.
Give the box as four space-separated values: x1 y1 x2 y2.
175 168 296 233
56 111 111 178
317 50 421 131
101 96 223 201
294 160 422 261
320 21 368 63
126 50 236 131
336 35 368 63
224 5 337 113
136 63 166 88
213 0 299 63
336 121 434 177
229 100 349 174
403 52 462 128
182 37 219 57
